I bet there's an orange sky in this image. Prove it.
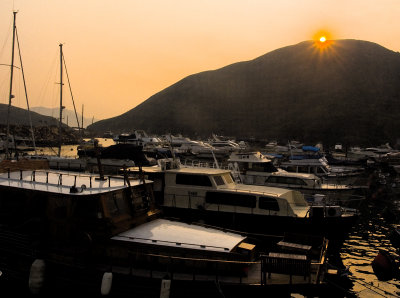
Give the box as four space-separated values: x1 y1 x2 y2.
0 0 399 122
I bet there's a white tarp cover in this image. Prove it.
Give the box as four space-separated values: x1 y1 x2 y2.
112 218 246 253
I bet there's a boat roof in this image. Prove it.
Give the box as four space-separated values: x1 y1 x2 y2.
167 167 231 175
269 171 318 180
133 165 231 176
0 170 151 195
221 183 301 197
228 151 272 163
111 218 246 253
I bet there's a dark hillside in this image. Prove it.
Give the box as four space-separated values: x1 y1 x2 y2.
88 40 400 146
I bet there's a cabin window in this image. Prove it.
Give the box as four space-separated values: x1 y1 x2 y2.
213 175 225 186
266 176 306 186
252 163 278 173
286 177 307 186
298 166 309 173
206 192 256 208
285 166 297 173
266 176 279 183
176 173 212 187
259 197 280 211
222 173 234 184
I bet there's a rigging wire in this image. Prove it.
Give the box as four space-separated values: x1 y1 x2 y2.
61 51 81 133
15 27 37 154
36 49 58 110
0 18 12 61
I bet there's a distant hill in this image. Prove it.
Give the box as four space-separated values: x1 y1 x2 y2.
31 106 98 128
0 104 81 145
0 104 59 126
87 40 400 147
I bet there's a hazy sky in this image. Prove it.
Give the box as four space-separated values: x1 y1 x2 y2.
0 0 399 122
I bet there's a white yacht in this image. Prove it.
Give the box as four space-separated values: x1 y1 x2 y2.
277 150 366 185
207 135 244 156
114 130 164 150
227 151 367 206
163 134 217 157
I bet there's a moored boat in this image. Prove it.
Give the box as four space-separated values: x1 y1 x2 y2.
128 158 359 252
0 165 336 296
227 151 367 207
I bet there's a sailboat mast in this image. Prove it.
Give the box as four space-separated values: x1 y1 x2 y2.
81 104 84 138
5 11 17 159
58 43 63 157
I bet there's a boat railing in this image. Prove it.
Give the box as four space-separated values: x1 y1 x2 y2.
181 159 230 170
109 250 324 285
2 168 134 189
121 250 261 284
108 249 322 285
306 193 365 210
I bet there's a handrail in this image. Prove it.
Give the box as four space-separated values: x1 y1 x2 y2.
0 169 131 189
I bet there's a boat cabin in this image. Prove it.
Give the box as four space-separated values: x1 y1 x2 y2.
0 169 156 242
162 166 309 218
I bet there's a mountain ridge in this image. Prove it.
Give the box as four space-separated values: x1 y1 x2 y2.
62 40 400 146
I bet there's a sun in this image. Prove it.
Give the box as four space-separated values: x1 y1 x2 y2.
313 30 333 50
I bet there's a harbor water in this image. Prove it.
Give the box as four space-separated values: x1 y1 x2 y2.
339 195 400 297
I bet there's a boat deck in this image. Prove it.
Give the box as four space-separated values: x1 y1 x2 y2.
0 169 150 195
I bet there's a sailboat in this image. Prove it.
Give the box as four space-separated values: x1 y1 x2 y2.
28 43 87 171
1 11 37 160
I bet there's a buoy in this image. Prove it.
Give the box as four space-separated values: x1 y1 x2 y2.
100 272 113 295
160 278 171 298
372 250 399 281
28 259 46 294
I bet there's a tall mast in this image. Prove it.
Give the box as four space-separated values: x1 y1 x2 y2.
81 104 84 137
58 43 63 157
5 11 17 159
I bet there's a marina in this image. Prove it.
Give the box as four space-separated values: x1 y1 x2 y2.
2 4 400 297
2 138 400 296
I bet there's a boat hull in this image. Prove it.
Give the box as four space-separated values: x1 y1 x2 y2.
161 206 358 252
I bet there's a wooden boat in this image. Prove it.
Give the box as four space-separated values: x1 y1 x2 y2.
0 165 335 296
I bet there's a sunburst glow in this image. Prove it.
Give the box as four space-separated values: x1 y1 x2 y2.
313 30 333 50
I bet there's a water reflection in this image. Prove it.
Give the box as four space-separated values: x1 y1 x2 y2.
341 198 400 296
29 138 116 158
